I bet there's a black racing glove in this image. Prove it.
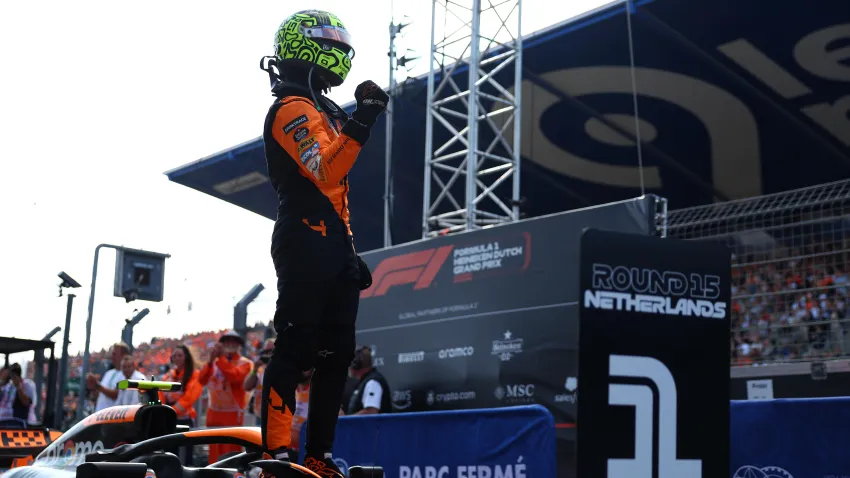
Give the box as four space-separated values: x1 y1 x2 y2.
343 80 390 145
351 80 389 127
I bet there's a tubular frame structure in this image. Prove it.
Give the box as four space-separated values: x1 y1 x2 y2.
422 0 523 238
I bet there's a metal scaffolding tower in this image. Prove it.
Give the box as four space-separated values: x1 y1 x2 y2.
423 0 523 238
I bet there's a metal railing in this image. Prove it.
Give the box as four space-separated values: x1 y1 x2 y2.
667 179 850 365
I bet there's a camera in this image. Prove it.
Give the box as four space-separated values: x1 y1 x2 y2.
122 288 141 303
260 354 272 364
59 271 82 289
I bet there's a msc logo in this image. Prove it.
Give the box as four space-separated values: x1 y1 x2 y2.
494 384 535 403
361 245 454 298
608 354 701 478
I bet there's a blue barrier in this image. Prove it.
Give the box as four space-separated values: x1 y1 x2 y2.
298 405 556 478
731 398 850 478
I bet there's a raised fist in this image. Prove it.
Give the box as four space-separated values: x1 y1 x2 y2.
352 80 389 126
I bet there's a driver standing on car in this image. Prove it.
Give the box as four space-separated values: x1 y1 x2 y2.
198 330 253 464
257 8 386 478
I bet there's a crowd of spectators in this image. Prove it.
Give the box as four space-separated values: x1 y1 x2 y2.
730 237 849 365
60 322 274 427
69 322 273 381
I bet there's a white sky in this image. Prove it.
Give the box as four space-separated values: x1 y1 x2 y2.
0 0 610 362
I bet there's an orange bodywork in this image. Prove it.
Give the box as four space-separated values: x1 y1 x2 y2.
82 405 139 426
182 427 263 448
11 455 34 468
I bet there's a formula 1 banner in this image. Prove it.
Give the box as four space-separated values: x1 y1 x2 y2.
576 229 730 478
299 405 557 478
355 196 659 427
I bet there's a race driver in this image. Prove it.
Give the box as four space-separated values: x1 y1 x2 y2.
258 9 387 478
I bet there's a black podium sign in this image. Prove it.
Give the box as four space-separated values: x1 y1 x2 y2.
576 229 730 478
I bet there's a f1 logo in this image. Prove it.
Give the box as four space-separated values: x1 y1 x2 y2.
360 245 453 298
608 354 702 478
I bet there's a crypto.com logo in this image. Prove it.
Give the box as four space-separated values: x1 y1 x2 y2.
361 246 454 298
608 354 701 478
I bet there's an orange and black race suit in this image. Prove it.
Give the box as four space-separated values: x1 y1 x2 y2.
261 87 367 459
265 89 366 284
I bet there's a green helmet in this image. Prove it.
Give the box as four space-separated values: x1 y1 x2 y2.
274 10 355 88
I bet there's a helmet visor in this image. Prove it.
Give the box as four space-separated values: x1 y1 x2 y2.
300 25 355 58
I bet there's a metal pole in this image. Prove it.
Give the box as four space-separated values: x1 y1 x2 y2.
33 353 43 421
234 284 265 342
45 346 57 429
77 243 110 422
512 0 523 221
384 13 397 249
122 308 150 352
422 0 438 238
34 328 58 402
57 293 74 427
42 327 61 341
466 0 482 231
33 328 59 416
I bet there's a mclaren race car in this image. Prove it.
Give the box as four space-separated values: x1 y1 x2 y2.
2 380 382 478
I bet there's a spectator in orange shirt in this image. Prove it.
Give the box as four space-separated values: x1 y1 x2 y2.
159 344 202 466
160 344 202 424
198 330 253 464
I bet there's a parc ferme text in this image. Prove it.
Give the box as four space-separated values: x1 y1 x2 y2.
400 459 528 478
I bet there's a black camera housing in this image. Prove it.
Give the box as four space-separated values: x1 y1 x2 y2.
59 271 82 288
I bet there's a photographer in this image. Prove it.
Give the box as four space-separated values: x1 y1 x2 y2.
0 363 36 427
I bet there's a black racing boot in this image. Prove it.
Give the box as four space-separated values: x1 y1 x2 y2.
303 453 345 478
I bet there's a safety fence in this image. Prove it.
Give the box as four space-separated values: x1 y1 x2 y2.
667 179 850 364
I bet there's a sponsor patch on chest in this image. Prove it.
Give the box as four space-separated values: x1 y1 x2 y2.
283 115 308 134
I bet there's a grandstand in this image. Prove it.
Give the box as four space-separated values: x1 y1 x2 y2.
668 180 850 365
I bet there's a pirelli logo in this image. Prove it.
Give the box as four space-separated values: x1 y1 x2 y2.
361 246 454 298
